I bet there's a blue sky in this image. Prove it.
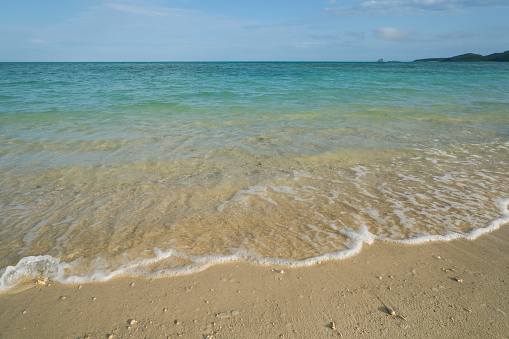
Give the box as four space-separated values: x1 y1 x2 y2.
1 0 508 61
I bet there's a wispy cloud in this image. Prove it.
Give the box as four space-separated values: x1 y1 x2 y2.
106 3 167 16
436 30 473 40
41 0 302 61
373 27 416 41
345 30 366 41
324 0 509 15
29 39 48 44
295 41 323 49
105 2 190 17
309 34 340 40
2 0 506 62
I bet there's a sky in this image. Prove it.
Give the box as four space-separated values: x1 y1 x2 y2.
1 0 508 62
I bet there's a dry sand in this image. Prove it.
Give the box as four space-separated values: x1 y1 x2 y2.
1 226 508 339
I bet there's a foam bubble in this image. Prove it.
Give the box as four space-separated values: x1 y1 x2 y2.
218 186 276 211
0 255 63 292
381 199 509 244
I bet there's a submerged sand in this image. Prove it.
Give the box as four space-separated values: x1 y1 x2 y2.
1 226 508 339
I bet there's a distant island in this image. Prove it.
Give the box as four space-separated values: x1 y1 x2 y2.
414 50 509 62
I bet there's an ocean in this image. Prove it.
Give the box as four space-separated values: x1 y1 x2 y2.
1 62 508 292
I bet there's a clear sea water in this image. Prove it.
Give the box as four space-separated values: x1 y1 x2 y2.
1 62 508 292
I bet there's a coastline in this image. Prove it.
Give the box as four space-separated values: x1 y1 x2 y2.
1 225 508 338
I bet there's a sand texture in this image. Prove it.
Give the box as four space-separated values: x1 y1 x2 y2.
1 226 508 339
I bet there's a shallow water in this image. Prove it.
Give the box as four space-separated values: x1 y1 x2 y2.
1 62 508 291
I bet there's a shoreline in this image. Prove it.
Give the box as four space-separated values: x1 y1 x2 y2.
1 226 508 338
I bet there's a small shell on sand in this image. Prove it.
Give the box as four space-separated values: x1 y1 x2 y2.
453 277 463 283
386 307 396 316
127 319 137 325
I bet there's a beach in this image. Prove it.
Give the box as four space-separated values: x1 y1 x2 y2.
1 225 508 338
1 62 508 338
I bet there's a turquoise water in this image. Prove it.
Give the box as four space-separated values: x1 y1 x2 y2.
1 62 508 291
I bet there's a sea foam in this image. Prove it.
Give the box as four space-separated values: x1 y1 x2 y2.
1 200 507 293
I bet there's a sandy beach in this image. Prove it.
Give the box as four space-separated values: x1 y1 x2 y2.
1 225 507 339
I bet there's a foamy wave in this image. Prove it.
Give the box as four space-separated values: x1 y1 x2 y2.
0 248 178 292
381 199 509 244
0 255 66 292
1 200 508 294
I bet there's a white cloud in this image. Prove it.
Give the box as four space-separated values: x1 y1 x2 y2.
374 27 414 41
295 42 312 48
324 0 509 15
295 41 324 49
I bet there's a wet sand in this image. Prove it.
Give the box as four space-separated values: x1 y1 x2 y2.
1 226 508 339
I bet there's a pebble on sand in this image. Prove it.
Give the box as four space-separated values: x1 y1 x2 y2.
36 279 47 286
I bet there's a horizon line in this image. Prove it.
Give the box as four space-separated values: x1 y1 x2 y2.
0 60 410 63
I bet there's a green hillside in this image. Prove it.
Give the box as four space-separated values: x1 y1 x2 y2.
415 50 509 62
